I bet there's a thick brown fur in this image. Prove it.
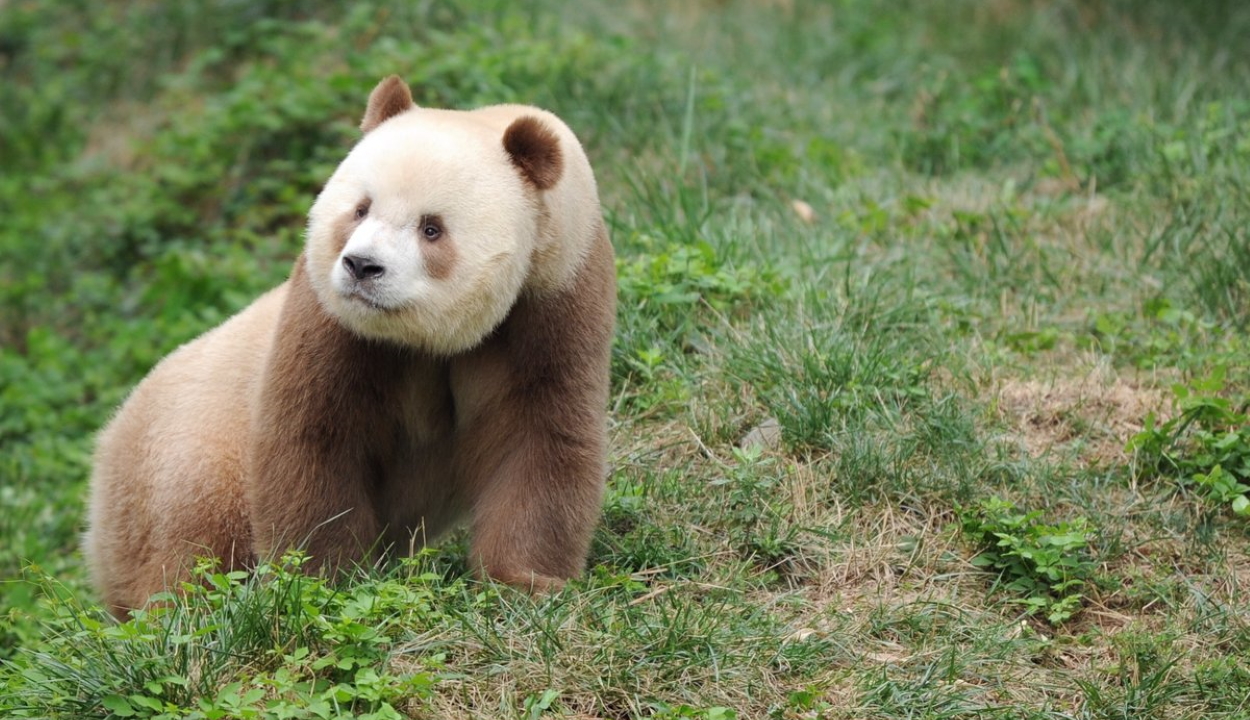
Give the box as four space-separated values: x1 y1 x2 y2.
503 116 564 190
359 75 414 133
84 77 614 616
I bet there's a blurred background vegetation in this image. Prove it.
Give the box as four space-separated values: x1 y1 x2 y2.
1 0 1248 716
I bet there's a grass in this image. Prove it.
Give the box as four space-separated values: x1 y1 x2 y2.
2 0 1249 717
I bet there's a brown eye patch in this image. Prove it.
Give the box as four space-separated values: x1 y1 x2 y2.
354 199 371 221
419 215 444 241
419 214 456 280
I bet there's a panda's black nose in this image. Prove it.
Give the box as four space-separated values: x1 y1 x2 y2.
342 254 386 281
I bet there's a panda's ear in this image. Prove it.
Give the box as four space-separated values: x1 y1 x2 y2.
503 116 563 190
360 75 415 133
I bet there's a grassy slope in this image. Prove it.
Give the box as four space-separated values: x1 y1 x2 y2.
2 0 1248 717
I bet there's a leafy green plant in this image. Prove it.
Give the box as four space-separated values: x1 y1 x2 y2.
612 235 785 412
706 446 805 578
958 497 1097 624
1086 298 1221 370
521 689 560 719
899 52 1051 175
1128 367 1250 516
653 705 737 720
0 555 449 719
615 235 785 341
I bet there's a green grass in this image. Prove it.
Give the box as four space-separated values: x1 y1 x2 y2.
3 0 1250 717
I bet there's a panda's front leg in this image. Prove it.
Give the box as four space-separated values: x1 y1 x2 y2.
246 429 385 575
461 408 607 592
243 265 402 575
452 279 613 591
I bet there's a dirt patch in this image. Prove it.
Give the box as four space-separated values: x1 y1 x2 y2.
995 366 1168 466
985 365 1170 467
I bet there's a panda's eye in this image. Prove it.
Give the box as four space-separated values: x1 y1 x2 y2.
353 200 370 220
420 216 444 241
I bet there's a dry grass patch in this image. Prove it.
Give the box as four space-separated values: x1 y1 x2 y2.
994 362 1167 466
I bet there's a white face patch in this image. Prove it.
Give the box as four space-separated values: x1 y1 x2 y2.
331 216 425 311
304 109 537 355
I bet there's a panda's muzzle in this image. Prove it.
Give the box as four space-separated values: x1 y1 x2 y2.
342 254 386 282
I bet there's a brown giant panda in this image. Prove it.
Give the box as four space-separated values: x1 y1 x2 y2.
83 75 615 616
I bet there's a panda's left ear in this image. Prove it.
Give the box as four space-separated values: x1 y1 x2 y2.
503 116 563 190
360 75 415 133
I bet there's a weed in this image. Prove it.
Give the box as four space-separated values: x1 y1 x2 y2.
1129 367 1250 517
613 231 786 413
705 446 808 579
900 51 1051 175
1075 633 1188 720
959 498 1097 624
1 555 450 719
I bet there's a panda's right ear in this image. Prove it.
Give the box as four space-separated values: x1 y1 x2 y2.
360 75 415 133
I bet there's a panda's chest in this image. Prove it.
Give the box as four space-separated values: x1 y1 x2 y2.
368 353 456 485
392 355 455 445
372 357 459 527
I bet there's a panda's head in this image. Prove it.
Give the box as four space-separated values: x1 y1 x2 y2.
305 76 570 355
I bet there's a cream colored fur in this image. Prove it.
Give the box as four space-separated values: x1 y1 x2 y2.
306 103 598 354
84 76 615 615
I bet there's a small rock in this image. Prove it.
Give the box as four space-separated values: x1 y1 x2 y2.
783 627 818 644
739 417 782 450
